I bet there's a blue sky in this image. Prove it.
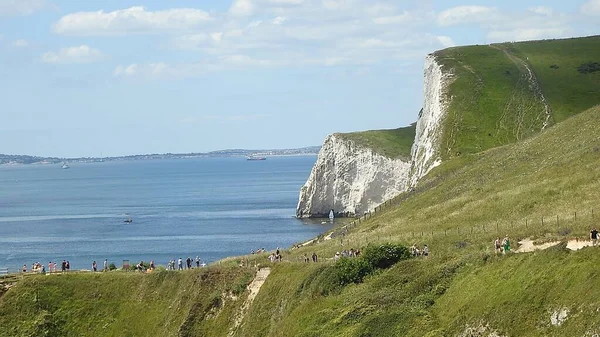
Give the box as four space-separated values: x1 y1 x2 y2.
0 0 598 157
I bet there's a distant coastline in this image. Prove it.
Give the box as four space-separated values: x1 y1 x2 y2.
0 146 321 166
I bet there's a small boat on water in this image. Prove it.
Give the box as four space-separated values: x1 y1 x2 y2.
124 218 133 223
61 163 70 169
246 156 266 161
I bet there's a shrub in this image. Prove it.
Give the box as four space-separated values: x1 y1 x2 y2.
362 243 411 270
331 243 412 287
108 263 117 271
334 257 373 285
577 62 600 74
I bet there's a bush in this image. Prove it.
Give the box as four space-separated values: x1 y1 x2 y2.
108 263 117 271
334 257 373 285
577 62 600 74
331 243 412 287
362 243 411 270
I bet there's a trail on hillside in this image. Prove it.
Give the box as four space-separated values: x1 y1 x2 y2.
490 45 552 134
515 238 595 253
228 267 271 337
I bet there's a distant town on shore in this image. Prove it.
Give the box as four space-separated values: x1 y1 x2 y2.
0 146 321 165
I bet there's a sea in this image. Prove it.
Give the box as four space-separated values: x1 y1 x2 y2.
0 156 332 272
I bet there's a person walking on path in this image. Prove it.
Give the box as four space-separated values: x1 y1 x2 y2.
92 261 97 272
195 256 200 268
502 235 511 254
178 258 183 270
103 259 108 272
591 228 599 246
311 252 318 262
494 237 502 254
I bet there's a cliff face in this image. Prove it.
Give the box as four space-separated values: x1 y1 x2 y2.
296 54 452 218
296 134 411 218
409 54 453 186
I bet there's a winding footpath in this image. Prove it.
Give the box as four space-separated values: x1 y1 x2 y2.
228 267 271 337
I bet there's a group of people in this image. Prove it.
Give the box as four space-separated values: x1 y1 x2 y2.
333 248 361 260
90 259 109 272
167 256 204 271
267 248 283 262
22 259 80 274
494 236 511 254
410 244 429 257
301 252 319 263
250 248 267 254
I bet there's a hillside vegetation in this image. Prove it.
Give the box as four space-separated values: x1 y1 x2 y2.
2 36 600 337
337 123 416 160
436 35 600 159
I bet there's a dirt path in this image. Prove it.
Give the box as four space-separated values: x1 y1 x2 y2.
489 44 552 130
228 267 271 337
515 238 595 253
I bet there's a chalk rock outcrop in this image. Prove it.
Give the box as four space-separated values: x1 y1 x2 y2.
296 54 453 217
296 134 411 218
409 54 453 186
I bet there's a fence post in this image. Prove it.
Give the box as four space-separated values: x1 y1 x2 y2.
556 215 559 227
525 219 528 228
542 216 544 227
575 211 577 222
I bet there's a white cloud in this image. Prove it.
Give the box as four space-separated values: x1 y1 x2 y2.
373 11 418 25
267 0 304 4
436 36 455 48
113 64 138 76
437 6 495 26
487 28 570 42
529 6 553 16
12 39 29 48
581 0 600 16
53 6 212 36
271 16 287 25
41 45 108 64
229 0 254 17
0 0 46 16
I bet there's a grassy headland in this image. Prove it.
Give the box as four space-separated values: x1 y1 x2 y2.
336 123 416 160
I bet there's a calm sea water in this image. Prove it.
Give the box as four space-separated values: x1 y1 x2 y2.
0 156 331 272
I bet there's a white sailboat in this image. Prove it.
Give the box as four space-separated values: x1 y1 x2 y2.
61 162 70 169
329 209 335 222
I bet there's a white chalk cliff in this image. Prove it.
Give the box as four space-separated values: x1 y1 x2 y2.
295 134 412 218
296 54 453 217
409 54 453 186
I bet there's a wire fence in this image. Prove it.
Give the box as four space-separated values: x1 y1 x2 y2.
326 202 598 249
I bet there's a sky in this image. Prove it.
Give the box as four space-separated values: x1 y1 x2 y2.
0 0 598 157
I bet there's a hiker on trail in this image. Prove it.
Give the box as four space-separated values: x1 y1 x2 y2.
61 260 66 272
410 244 418 257
494 237 502 254
334 252 340 261
22 264 27 273
502 235 511 254
48 262 53 273
423 245 429 257
92 261 97 272
591 228 599 246
195 256 200 267
303 253 309 263
103 259 108 272
149 260 155 270
312 252 318 262
178 258 183 270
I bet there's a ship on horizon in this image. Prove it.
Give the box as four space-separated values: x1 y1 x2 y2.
246 155 267 161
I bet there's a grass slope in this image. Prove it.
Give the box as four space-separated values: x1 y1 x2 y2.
436 35 600 159
0 267 253 337
336 123 416 160
237 106 600 336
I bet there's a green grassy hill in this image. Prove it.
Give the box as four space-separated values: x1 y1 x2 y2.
336 123 416 160
0 267 253 337
1 36 600 337
437 35 600 159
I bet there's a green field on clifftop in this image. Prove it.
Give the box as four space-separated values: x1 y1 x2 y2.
337 123 416 160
